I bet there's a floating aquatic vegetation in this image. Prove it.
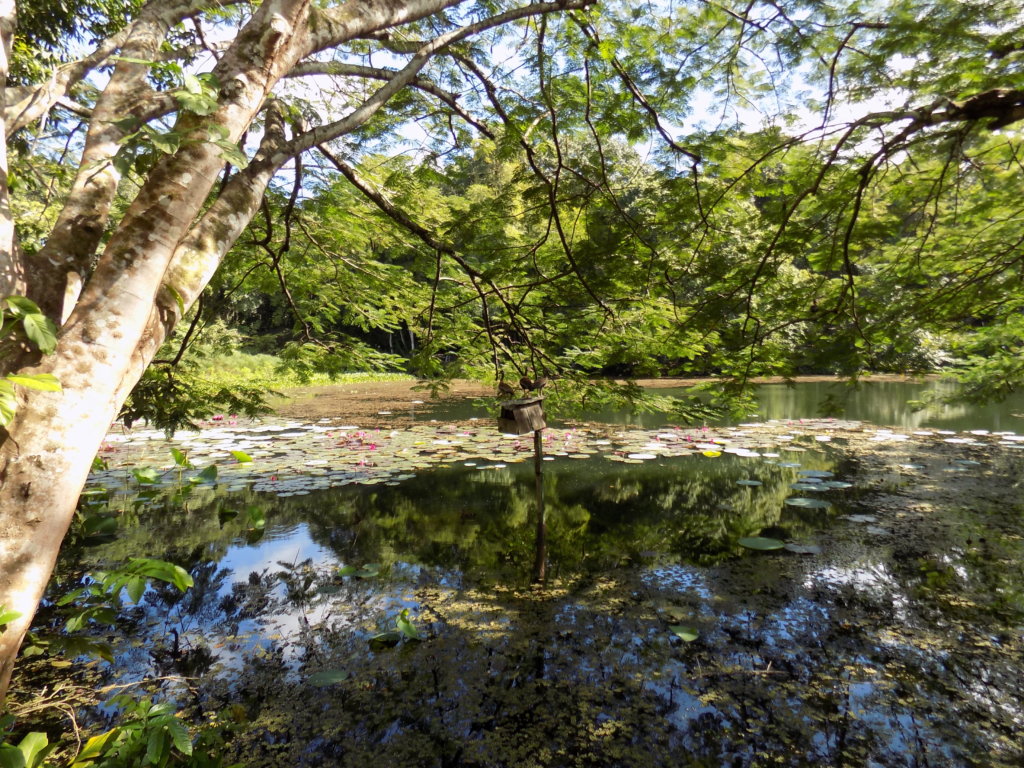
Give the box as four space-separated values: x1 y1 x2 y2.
785 498 832 509
738 537 786 550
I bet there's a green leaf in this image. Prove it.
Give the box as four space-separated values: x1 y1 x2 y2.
182 73 203 94
0 381 16 425
668 624 699 642
72 730 117 765
111 116 141 134
175 90 218 115
6 374 61 392
308 669 350 687
125 558 194 592
229 450 252 463
164 284 185 317
0 605 22 626
165 718 192 757
214 139 248 169
145 726 168 766
395 609 420 640
148 129 180 155
197 464 218 483
0 746 25 768
169 447 191 468
738 537 786 550
336 565 358 577
132 466 161 484
20 313 58 354
125 576 146 604
3 296 40 317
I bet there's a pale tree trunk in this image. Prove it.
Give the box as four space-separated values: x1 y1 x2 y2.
0 0 22 298
0 0 316 702
26 0 194 322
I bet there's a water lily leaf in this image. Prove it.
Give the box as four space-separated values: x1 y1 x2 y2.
336 565 359 577
368 631 402 651
784 543 822 555
230 450 253 463
784 497 832 509
798 470 834 478
308 670 349 687
738 537 786 550
821 481 853 489
196 464 218 483
132 466 161 485
736 479 762 486
356 564 380 578
668 624 699 642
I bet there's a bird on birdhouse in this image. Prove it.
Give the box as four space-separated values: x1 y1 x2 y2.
497 380 516 398
520 375 548 393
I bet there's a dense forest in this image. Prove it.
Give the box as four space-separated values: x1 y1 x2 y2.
1 0 1023 762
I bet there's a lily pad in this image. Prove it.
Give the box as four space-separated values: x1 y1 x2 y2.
668 624 699 642
784 497 832 509
368 631 403 651
308 670 350 686
736 479 762 487
738 536 786 550
790 483 826 492
784 543 822 555
797 470 834 478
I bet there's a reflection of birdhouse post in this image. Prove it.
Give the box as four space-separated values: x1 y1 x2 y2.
497 397 547 584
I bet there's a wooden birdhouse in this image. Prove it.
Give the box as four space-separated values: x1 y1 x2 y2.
497 396 546 435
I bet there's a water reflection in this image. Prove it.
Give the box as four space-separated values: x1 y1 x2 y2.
418 380 1024 432
53 426 1024 767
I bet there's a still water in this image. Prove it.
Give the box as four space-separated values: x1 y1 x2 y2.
52 400 1024 767
419 379 1024 432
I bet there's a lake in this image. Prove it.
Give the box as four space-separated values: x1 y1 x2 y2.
35 385 1024 767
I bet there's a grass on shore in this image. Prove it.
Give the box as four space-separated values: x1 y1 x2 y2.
195 351 413 390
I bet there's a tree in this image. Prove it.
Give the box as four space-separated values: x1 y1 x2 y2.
0 0 603 702
1 0 1022 704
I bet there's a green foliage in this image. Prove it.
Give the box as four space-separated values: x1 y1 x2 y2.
0 722 54 768
0 297 61 426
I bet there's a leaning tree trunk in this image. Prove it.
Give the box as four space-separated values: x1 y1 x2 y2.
0 0 317 703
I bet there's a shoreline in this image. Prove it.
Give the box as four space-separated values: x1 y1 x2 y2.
271 374 939 424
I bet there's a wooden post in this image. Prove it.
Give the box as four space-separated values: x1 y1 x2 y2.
532 427 547 584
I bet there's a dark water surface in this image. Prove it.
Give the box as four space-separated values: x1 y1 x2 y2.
54 411 1024 766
